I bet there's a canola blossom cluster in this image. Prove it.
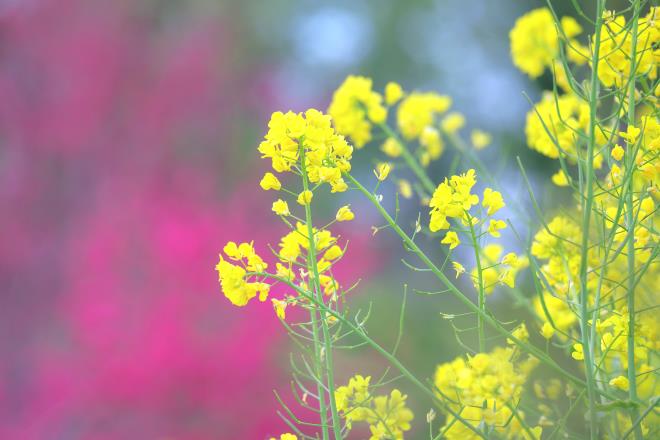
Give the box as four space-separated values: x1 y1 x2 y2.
335 375 414 440
510 8 588 87
428 170 528 292
259 109 353 193
434 347 541 439
513 5 660 437
213 4 658 439
595 8 659 88
330 75 485 173
217 106 358 323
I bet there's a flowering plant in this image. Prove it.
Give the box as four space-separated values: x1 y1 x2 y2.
218 3 658 439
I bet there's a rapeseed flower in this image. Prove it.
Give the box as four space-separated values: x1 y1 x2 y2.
328 75 387 148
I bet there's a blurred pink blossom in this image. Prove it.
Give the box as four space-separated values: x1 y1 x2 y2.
0 0 379 438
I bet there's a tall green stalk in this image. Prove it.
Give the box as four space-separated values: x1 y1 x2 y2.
624 1 643 438
467 218 486 352
578 1 605 437
299 143 343 440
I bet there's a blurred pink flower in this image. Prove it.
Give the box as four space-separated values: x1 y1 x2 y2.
0 1 380 438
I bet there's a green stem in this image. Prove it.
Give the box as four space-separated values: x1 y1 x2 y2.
307 301 330 439
625 2 642 438
467 217 486 352
300 144 343 440
578 1 605 437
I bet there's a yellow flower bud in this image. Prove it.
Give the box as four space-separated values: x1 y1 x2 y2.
272 199 290 216
541 322 555 340
375 163 391 181
260 172 281 191
385 81 404 105
611 144 625 161
441 231 460 249
609 375 629 391
297 190 313 205
441 112 465 134
551 169 569 186
336 205 355 222
471 129 491 150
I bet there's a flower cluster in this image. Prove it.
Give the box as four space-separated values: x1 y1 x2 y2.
596 8 659 88
428 169 480 232
434 347 541 439
335 375 414 440
397 92 454 166
214 4 660 437
510 7 587 87
269 434 297 440
259 108 353 193
215 242 269 307
512 6 659 435
328 75 387 148
428 170 529 293
471 244 529 294
278 223 342 296
524 92 608 168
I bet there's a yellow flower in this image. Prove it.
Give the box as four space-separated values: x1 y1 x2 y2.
452 261 466 278
336 375 413 439
269 434 297 440
510 8 586 80
525 93 601 162
419 126 444 166
471 129 491 150
369 389 414 439
318 166 342 183
258 111 304 172
609 375 629 391
441 231 460 249
482 188 505 216
619 125 641 143
323 245 343 261
571 343 584 361
611 144 625 161
384 81 404 105
501 252 518 267
275 262 295 281
541 322 555 339
640 197 654 215
551 169 570 186
328 75 386 148
434 347 538 438
272 298 287 320
215 243 269 307
259 109 353 193
375 163 391 181
610 163 622 185
336 205 355 222
272 199 290 216
429 169 479 231
397 92 452 139
441 112 465 134
297 190 313 205
508 323 530 344
596 10 658 88
398 179 413 199
487 219 507 237
260 172 281 191
381 137 402 157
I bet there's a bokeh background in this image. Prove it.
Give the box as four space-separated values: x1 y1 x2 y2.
0 0 615 438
